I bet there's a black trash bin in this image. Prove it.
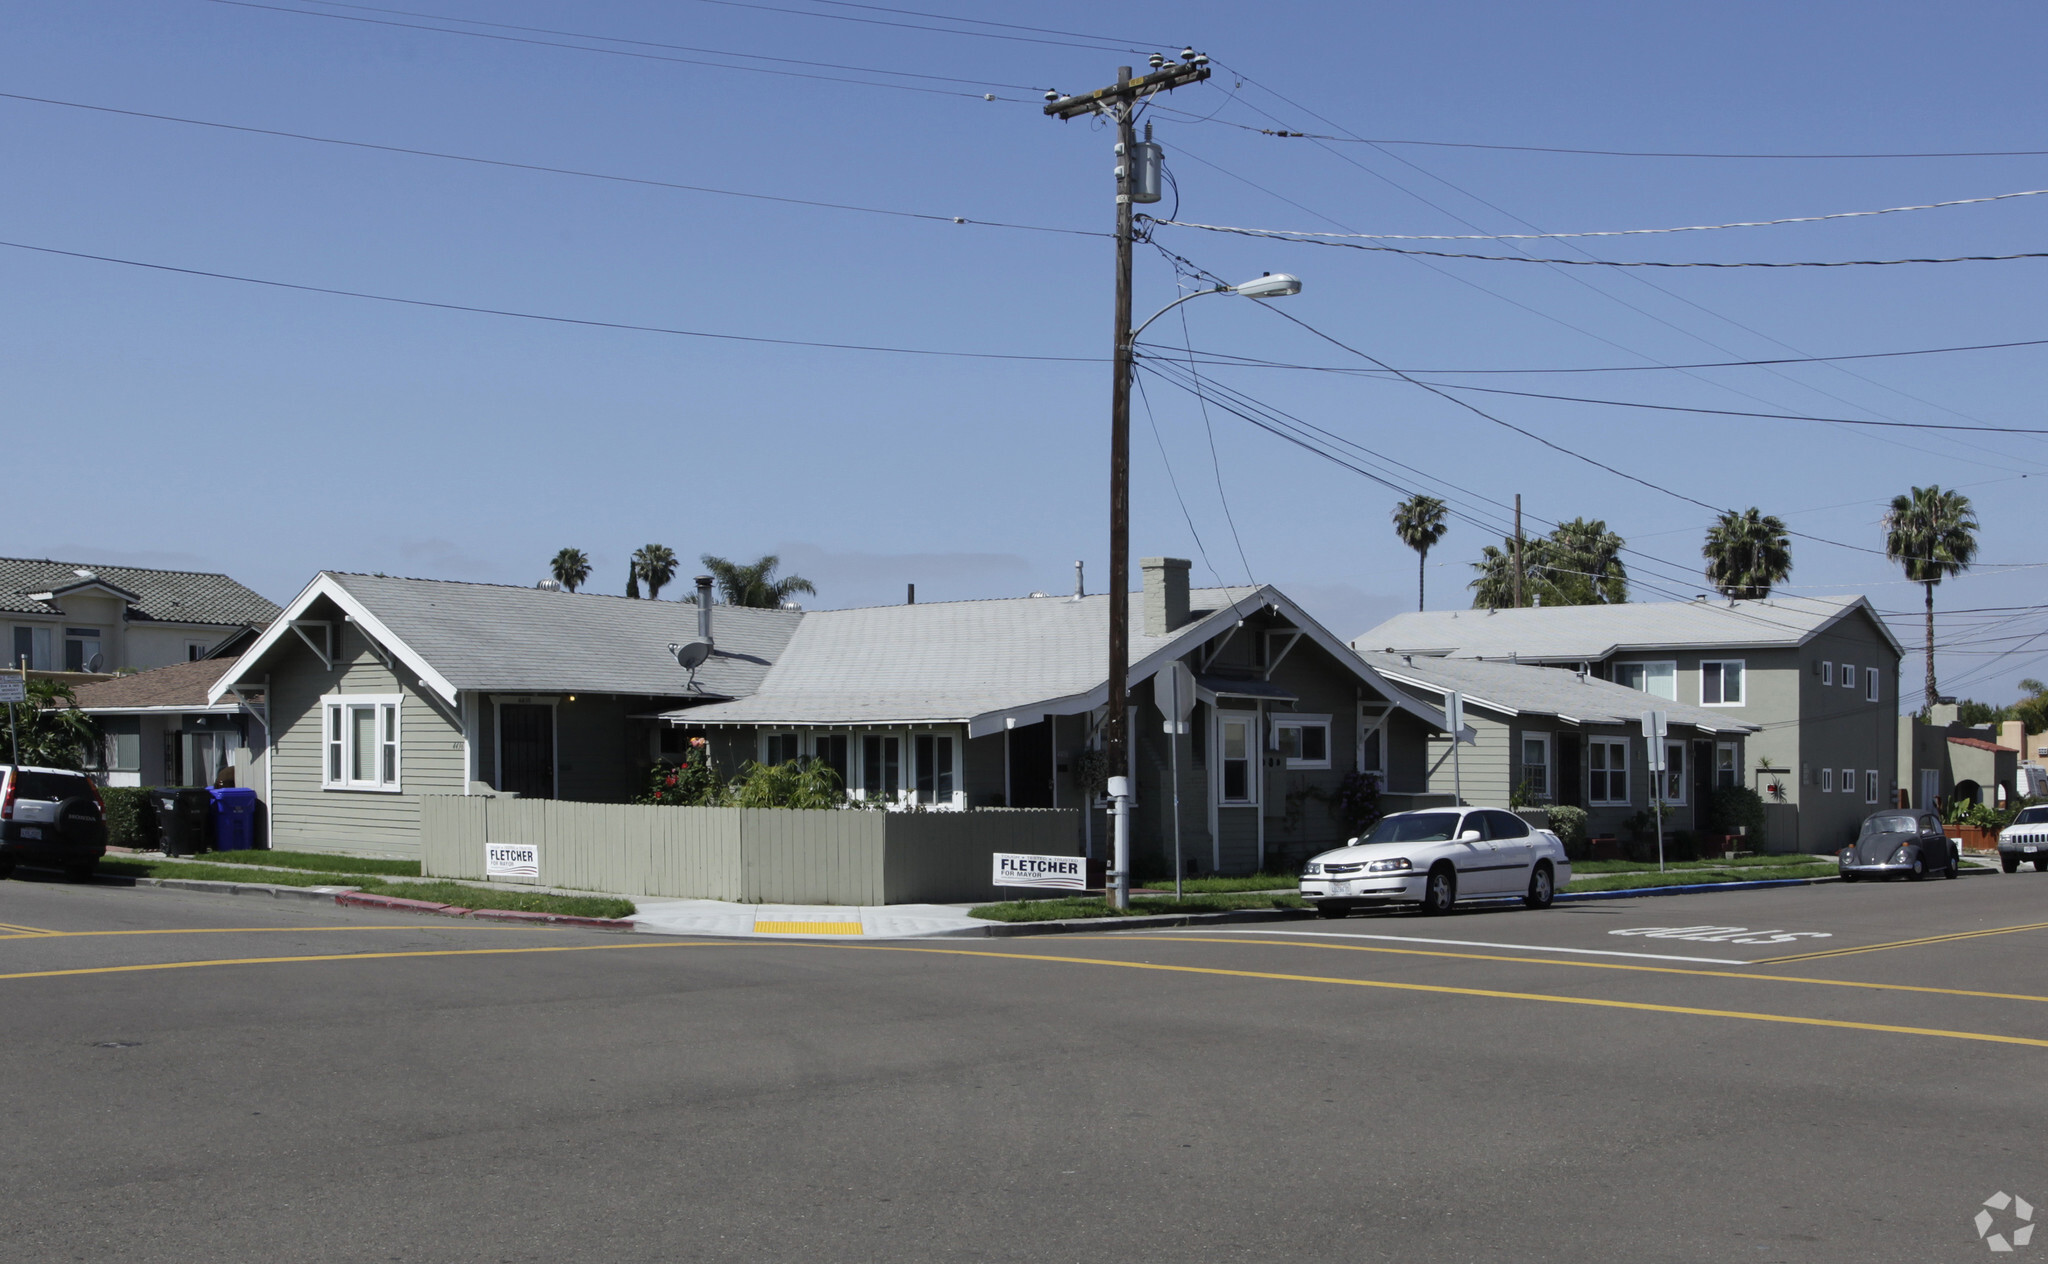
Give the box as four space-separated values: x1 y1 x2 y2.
151 787 214 857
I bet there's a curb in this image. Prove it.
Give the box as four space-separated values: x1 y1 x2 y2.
1558 866 1995 902
36 866 636 930
969 907 1318 938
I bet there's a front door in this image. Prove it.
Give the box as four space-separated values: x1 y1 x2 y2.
499 704 555 799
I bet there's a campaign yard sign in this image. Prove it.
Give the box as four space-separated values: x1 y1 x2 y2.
991 852 1086 891
485 842 540 880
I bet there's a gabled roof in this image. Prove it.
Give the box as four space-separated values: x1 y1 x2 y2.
74 658 244 713
0 557 280 627
1356 594 1901 662
668 586 1451 738
212 572 802 704
1359 652 1759 734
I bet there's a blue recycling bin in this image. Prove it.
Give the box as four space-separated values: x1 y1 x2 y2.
208 787 259 851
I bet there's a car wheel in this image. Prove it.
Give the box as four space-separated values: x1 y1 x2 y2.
0 859 13 881
1419 864 1456 916
2035 859 2048 873
2003 855 2022 874
1315 902 1352 919
1947 857 1960 879
1524 862 1554 910
1909 858 1926 881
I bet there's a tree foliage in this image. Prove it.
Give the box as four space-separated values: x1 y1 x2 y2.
7 679 99 771
1469 517 1627 609
632 544 680 601
1702 507 1792 600
1391 494 1449 612
699 554 816 609
549 547 591 593
1883 485 1979 711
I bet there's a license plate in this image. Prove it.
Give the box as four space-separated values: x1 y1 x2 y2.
2026 846 2037 854
18 826 40 840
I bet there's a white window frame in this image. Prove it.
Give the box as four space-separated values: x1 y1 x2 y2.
1715 742 1739 790
1820 661 1834 686
1700 659 1746 707
1841 663 1856 690
760 731 805 766
65 626 104 673
1866 667 1881 703
1842 769 1856 799
1612 660 1678 701
1820 767 1834 793
910 729 963 810
1865 770 1879 804
1218 713 1257 805
856 731 905 805
1271 713 1332 770
1658 741 1687 806
321 692 402 792
1588 737 1630 807
1519 731 1552 801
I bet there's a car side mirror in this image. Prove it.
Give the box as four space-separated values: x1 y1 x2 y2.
1458 829 1482 843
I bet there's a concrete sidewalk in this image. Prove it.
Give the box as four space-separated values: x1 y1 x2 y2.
628 898 992 939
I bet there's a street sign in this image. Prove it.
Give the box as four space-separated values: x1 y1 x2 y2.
1445 691 1463 735
0 676 23 704
991 852 1086 890
485 842 540 879
1156 660 1196 734
1643 710 1669 772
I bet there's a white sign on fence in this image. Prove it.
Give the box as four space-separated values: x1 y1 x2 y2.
0 676 23 704
991 852 1086 890
485 842 540 879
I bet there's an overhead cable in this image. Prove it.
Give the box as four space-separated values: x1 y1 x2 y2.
680 0 1152 53
1401 381 2048 435
0 92 1102 238
1143 336 2048 377
0 239 1099 363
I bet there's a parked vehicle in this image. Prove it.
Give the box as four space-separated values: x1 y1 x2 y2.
1838 809 1956 881
0 766 108 881
1996 805 2048 873
1299 807 1571 917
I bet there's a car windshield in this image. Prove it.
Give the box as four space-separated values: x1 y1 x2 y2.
9 771 91 802
2013 806 2048 825
1860 813 1917 837
1361 812 1465 844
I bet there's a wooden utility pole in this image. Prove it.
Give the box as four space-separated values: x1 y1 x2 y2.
1513 494 1525 609
1045 57 1209 907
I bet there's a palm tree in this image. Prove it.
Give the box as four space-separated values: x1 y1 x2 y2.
1391 494 1449 611
701 553 817 608
1547 518 1627 605
549 547 591 593
632 544 680 600
1702 508 1792 601
1884 485 1979 711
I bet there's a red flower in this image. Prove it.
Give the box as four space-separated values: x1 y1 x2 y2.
665 774 678 787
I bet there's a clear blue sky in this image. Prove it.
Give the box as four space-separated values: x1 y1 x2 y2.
6 1 2045 706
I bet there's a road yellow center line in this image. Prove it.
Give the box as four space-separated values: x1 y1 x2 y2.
0 922 59 936
1754 920 2048 962
0 924 529 941
1117 934 2048 1005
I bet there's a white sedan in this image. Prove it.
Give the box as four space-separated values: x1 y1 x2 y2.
1299 807 1572 917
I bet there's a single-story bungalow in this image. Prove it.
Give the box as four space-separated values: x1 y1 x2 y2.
208 560 1460 873
73 658 270 802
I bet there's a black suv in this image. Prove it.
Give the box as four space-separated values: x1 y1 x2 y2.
0 766 108 881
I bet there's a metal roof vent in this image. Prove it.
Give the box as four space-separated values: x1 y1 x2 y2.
536 578 562 591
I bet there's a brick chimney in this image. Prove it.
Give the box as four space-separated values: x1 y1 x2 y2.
1141 557 1191 636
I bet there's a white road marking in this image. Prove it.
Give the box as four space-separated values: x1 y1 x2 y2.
1609 925 1833 945
1164 927 1754 965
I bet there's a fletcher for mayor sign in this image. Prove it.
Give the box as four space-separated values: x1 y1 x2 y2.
992 852 1086 890
485 843 540 879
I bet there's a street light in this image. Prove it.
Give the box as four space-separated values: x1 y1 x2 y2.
1100 270 1302 913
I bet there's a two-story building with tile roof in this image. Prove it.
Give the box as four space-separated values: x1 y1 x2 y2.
1 556 279 675
1356 595 1902 851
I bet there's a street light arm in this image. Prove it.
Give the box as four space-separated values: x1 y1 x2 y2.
1127 284 1230 348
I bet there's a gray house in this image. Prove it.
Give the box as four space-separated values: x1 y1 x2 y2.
1357 595 1902 851
210 562 1454 873
1359 652 1757 842
74 658 268 796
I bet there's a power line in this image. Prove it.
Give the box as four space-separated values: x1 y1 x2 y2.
1132 369 1224 586
1399 381 2048 435
0 92 1102 238
201 0 1035 100
0 238 1102 363
1155 221 2048 267
680 0 1152 53
706 0 1159 49
1144 335 2048 377
1165 186 2048 241
1145 109 2048 160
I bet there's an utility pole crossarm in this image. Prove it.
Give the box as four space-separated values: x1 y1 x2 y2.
1042 62 1211 120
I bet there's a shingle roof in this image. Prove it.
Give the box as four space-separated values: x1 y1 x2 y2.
1356 594 1898 661
322 573 803 697
0 557 280 627
73 659 241 711
669 587 1271 730
1358 651 1759 733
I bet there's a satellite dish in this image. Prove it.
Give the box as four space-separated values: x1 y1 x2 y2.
86 652 105 673
668 638 713 690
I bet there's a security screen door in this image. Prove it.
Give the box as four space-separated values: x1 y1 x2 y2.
499 704 556 799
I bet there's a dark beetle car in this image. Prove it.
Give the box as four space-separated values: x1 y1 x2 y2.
1838 809 1957 882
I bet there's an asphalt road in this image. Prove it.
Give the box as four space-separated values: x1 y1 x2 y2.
4 870 2047 1263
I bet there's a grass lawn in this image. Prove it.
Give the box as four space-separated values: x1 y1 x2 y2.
1566 864 1835 893
971 892 1306 922
91 859 634 919
1133 872 1299 893
1569 855 1831 875
185 849 422 876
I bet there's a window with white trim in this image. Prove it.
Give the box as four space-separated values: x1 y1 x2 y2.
913 733 957 806
1841 663 1857 690
1715 742 1739 790
1820 661 1834 686
1659 742 1687 805
1272 715 1331 769
1588 738 1629 806
1519 732 1551 800
1866 667 1881 703
1842 770 1856 799
1612 661 1677 701
762 732 804 765
322 693 401 791
1219 715 1254 804
1865 770 1879 804
1701 660 1745 706
1820 767 1834 793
